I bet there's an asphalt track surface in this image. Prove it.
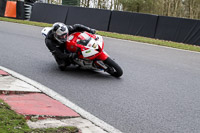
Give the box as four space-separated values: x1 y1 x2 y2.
1 21 200 133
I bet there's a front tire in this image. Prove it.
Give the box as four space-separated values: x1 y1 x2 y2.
103 57 123 77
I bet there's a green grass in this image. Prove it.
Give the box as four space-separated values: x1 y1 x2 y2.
1 17 200 52
0 99 79 133
0 17 52 27
96 31 200 52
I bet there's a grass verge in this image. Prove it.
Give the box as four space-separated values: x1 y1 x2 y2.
1 17 200 52
0 17 52 27
96 31 200 52
0 99 79 133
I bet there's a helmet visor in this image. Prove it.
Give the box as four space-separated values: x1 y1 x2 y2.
55 33 68 43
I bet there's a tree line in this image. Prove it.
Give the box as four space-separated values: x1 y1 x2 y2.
80 0 200 20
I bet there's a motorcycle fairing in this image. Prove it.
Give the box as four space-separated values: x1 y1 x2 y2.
81 47 99 58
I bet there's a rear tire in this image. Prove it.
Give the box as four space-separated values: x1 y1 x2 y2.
103 57 123 77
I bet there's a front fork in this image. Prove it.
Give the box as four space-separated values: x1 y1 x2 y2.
94 60 108 70
94 50 109 69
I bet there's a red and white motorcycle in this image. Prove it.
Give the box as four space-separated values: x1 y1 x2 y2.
42 28 123 77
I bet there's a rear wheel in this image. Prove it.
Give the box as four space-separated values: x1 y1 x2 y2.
103 57 123 77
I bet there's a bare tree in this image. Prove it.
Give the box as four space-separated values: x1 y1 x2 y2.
79 0 200 19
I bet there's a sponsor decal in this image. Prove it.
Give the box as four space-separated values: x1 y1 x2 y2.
92 43 97 48
86 50 91 53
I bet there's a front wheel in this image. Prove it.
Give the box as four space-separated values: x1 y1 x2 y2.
103 57 123 77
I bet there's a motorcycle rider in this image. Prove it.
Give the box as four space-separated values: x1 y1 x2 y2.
45 22 96 71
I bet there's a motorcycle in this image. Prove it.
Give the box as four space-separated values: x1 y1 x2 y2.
42 27 123 77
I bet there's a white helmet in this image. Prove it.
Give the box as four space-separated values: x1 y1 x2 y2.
52 22 69 43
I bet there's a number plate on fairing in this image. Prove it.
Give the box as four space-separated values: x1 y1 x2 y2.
81 35 102 58
82 48 99 57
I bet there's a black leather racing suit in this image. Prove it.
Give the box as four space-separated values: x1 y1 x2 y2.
45 24 96 67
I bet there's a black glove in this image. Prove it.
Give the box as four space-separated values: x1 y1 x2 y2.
90 29 96 34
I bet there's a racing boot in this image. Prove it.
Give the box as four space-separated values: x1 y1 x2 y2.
54 56 66 71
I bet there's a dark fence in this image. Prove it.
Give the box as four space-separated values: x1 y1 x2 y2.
30 3 111 31
65 7 111 31
155 16 200 45
17 1 25 20
109 11 158 38
1 2 200 46
0 0 7 17
30 3 69 23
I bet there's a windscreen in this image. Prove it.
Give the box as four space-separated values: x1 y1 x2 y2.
77 33 91 46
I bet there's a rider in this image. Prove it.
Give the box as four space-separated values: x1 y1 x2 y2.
45 22 96 70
